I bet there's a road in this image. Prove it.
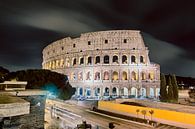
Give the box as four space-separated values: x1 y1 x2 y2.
45 99 153 129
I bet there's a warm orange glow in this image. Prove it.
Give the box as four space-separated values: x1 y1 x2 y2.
98 101 195 126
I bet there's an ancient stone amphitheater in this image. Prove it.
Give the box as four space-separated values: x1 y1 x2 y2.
42 30 160 99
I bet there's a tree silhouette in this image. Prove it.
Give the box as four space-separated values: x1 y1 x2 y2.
149 110 154 120
141 110 147 119
136 109 140 119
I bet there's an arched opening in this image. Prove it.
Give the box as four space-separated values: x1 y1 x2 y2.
156 88 160 97
140 56 144 63
94 72 100 80
65 58 70 67
95 88 100 96
79 88 83 96
86 71 91 80
104 71 109 80
112 55 118 63
80 57 84 65
141 72 146 80
104 55 109 64
124 87 128 96
122 55 127 64
71 72 76 80
78 72 83 80
150 88 154 97
104 87 109 96
112 71 118 80
86 88 91 97
56 60 59 68
112 87 117 95
60 59 64 67
131 55 136 63
122 71 127 80
131 71 137 80
87 56 92 64
95 56 100 64
131 87 137 97
141 88 146 97
73 58 76 66
149 72 154 80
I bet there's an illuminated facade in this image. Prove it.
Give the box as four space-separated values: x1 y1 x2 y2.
42 30 160 98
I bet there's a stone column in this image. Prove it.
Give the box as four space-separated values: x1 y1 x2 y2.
128 87 131 96
82 87 85 97
154 87 157 98
146 86 150 97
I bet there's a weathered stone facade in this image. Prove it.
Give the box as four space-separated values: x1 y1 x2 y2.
42 30 160 98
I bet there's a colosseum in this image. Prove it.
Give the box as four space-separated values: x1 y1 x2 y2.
42 30 160 99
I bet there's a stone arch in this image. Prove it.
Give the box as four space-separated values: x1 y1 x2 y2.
141 87 146 97
131 87 137 97
149 72 154 80
71 72 76 80
87 56 92 64
65 58 70 67
122 71 127 80
104 87 109 96
150 87 154 97
104 71 109 80
95 87 100 96
112 55 119 63
78 72 83 80
112 71 118 80
72 58 76 66
86 87 91 97
86 71 91 80
131 71 137 80
141 72 146 80
80 57 84 65
60 59 64 67
104 55 109 64
123 87 128 96
79 87 83 96
140 56 144 63
95 56 100 64
131 55 136 63
122 55 127 64
112 87 117 96
156 88 160 97
94 72 100 80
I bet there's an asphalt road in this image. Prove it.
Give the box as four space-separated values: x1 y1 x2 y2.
45 99 153 129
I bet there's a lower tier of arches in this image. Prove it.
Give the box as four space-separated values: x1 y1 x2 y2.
73 85 160 99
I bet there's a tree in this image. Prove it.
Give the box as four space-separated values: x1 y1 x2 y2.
171 74 178 101
167 76 174 101
149 110 154 120
141 110 147 119
136 109 140 120
188 89 195 102
5 69 75 100
0 66 9 83
160 73 167 102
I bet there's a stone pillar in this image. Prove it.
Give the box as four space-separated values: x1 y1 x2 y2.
154 87 157 98
100 87 104 97
109 87 112 96
82 87 85 97
128 87 131 96
146 87 150 97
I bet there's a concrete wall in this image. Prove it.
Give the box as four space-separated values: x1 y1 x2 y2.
1 95 46 129
98 101 195 129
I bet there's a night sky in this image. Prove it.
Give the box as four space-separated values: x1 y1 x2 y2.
0 0 195 77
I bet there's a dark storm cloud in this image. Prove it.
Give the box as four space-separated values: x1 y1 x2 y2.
0 0 195 77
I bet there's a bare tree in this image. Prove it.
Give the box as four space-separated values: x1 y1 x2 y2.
136 109 140 119
149 110 154 120
141 110 147 119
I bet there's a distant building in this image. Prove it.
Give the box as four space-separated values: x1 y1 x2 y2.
0 81 27 91
42 30 160 98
